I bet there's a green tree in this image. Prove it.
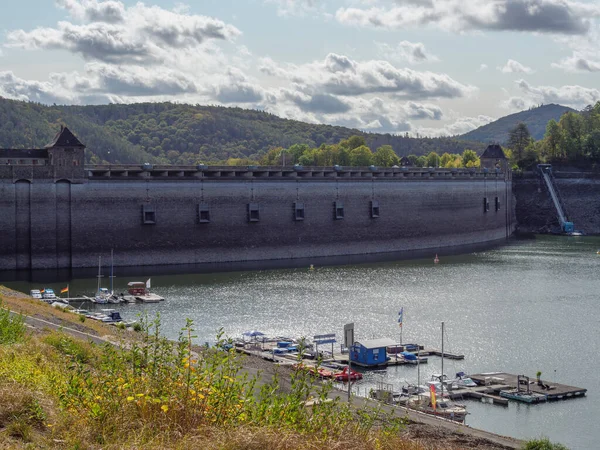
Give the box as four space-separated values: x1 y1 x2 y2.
508 123 531 161
348 145 373 166
559 112 585 159
426 151 440 168
341 135 366 150
415 155 427 168
585 130 600 161
440 152 453 168
407 154 418 166
544 119 562 160
287 143 310 164
373 145 399 167
461 149 479 168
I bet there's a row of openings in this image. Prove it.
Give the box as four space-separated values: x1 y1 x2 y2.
483 197 501 213
142 201 381 225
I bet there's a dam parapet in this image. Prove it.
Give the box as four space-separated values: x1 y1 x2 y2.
84 164 510 182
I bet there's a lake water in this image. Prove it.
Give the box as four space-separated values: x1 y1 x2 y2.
2 235 599 449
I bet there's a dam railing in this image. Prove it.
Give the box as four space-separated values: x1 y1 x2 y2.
85 165 510 181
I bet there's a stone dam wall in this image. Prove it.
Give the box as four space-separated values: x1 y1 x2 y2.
513 171 600 235
0 166 515 270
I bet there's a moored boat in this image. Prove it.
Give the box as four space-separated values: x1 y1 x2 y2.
127 279 164 303
334 367 363 382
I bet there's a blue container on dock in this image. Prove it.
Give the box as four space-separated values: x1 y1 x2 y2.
277 341 292 348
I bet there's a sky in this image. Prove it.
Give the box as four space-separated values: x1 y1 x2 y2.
0 0 599 137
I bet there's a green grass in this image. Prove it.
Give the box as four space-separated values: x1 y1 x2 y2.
524 437 569 450
0 300 26 344
0 316 423 449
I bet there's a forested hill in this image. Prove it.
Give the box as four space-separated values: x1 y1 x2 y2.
0 97 485 164
460 104 575 143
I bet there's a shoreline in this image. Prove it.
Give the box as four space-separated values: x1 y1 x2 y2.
1 285 523 449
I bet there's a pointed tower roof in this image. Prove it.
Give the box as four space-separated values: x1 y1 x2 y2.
45 126 85 148
481 144 506 159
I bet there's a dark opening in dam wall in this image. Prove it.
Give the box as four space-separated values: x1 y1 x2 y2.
0 165 515 271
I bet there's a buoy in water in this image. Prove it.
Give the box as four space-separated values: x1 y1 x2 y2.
434 254 439 264
309 264 315 270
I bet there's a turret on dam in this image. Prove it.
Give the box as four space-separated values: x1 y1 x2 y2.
0 127 515 270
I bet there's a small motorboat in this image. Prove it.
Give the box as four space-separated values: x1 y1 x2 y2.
334 367 363 382
30 289 43 299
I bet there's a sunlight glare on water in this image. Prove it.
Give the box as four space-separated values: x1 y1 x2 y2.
5 235 600 449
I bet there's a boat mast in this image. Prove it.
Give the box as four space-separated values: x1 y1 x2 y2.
97 256 102 293
110 249 114 295
441 321 444 399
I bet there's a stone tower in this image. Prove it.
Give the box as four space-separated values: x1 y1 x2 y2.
45 126 86 181
480 144 507 173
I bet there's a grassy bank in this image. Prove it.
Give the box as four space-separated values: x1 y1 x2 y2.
0 287 567 449
0 290 424 449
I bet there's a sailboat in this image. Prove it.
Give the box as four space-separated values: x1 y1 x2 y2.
93 256 110 304
107 249 121 303
405 322 467 422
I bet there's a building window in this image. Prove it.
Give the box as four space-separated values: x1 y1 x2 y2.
32 160 38 165
495 196 501 211
334 201 344 220
73 160 79 166
198 204 210 223
248 203 260 222
294 201 305 221
19 160 25 165
483 197 490 213
142 205 156 225
370 200 380 218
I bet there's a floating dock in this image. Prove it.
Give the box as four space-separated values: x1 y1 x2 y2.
468 372 587 401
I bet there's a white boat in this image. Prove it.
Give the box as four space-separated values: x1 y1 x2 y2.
406 322 467 422
406 395 468 421
30 289 43 299
92 257 110 304
453 372 478 388
42 288 57 301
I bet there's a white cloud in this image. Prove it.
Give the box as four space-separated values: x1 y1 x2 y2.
376 41 439 64
265 0 320 17
7 0 241 65
514 79 600 109
260 53 475 99
416 115 495 137
498 59 534 74
478 63 488 72
335 0 600 35
552 53 600 72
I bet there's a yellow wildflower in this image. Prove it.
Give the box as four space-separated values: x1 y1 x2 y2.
161 405 169 413
127 396 134 402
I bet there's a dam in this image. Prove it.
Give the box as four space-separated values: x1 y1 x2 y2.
0 127 516 270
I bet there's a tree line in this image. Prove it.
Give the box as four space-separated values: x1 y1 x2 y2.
507 102 600 169
254 135 481 168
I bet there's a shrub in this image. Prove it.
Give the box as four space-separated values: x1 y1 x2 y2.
524 437 569 450
0 300 26 344
43 333 93 364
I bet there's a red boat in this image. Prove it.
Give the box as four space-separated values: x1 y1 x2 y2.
334 367 363 382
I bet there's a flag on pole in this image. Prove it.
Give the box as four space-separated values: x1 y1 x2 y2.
60 286 69 294
397 307 403 327
40 288 45 294
430 384 437 410
146 278 151 289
